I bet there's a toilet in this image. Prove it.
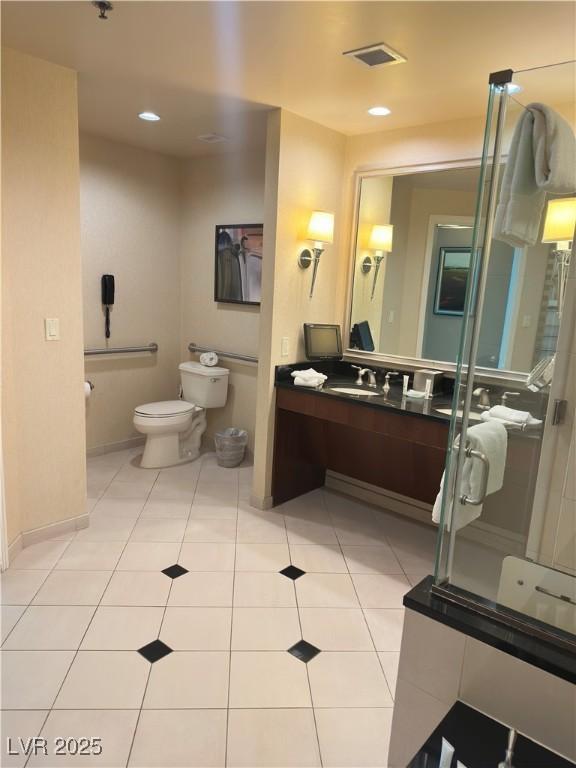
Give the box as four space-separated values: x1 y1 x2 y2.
134 361 229 469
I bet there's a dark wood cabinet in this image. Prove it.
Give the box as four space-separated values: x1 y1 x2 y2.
272 387 450 506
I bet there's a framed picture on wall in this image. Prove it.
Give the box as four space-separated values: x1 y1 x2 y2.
434 247 472 315
214 224 263 305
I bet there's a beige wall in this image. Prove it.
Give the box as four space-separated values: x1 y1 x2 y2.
80 134 182 451
252 109 347 505
180 151 265 453
2 49 86 544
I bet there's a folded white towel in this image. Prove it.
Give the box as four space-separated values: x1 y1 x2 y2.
481 411 542 428
494 103 576 247
290 369 327 388
433 420 507 531
488 404 531 423
293 376 324 388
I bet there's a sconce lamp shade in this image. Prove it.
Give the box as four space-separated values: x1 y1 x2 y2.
542 198 576 244
369 224 393 252
307 211 334 244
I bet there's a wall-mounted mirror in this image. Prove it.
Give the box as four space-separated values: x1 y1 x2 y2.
349 164 567 375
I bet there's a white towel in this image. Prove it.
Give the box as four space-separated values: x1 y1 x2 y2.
481 411 542 428
433 420 507 531
293 376 325 388
290 369 327 388
494 103 576 247
488 404 531 423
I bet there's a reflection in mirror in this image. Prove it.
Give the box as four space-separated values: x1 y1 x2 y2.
349 165 570 374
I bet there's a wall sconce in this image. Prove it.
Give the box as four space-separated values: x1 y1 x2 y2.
298 210 334 298
367 224 393 299
542 197 576 316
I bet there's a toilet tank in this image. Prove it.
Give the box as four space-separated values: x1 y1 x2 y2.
179 361 229 408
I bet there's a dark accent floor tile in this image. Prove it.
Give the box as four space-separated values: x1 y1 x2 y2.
287 639 321 663
279 565 306 581
138 639 173 663
162 564 189 579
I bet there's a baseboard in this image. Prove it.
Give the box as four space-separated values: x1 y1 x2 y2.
325 471 435 527
86 436 145 457
249 493 274 511
15 513 89 555
7 533 23 564
457 519 526 555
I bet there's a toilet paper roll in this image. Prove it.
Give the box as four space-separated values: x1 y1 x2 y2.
199 351 219 367
84 381 93 400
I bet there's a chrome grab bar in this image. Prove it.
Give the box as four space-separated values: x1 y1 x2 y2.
459 443 490 506
188 342 258 364
84 343 158 356
535 584 576 607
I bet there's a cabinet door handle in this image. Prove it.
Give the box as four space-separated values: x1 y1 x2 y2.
460 447 490 506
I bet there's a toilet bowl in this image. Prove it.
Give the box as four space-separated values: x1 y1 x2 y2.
134 362 229 469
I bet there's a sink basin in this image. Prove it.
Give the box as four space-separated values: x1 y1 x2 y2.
435 408 483 421
330 387 381 397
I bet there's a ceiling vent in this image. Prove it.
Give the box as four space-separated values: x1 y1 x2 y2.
197 133 228 144
343 42 406 68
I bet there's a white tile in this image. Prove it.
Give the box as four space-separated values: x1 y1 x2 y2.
117 543 181 571
129 518 187 543
101 571 171 606
1 710 48 768
188 502 238 520
148 486 195 504
0 570 49 604
184 519 237 542
55 542 124 571
160 607 232 650
236 511 286 543
289 545 347 573
168 572 234 607
9 541 70 570
144 651 229 709
28 709 139 767
74 516 136 542
103 481 151 500
351 573 411 608
129 709 226 768
1 651 74 708
341 544 403 574
308 652 393 707
378 651 400 699
55 651 149 709
231 608 301 650
315 708 393 767
90 498 145 519
179 543 235 571
363 609 405 652
1 606 25 642
235 543 290 571
397 609 465 704
3 606 95 650
81 606 164 650
295 573 359 608
229 652 311 708
114 463 159 485
227 708 321 768
233 573 296 607
299 608 374 651
333 522 388 546
140 500 191 519
32 571 111 606
285 518 338 545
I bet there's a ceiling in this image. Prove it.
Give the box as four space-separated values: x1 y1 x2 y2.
2 1 574 158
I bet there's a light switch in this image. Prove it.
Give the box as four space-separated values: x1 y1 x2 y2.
281 336 290 357
388 310 395 323
45 318 60 341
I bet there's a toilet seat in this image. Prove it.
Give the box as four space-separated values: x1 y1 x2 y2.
134 400 196 419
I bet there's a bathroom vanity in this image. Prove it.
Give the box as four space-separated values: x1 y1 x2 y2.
272 362 544 538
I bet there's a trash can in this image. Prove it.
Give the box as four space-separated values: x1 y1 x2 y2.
215 428 248 468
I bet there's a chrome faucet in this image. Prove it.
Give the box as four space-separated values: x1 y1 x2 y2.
352 365 377 387
473 387 491 410
501 391 520 406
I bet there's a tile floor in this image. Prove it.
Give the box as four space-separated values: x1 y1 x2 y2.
1 447 436 767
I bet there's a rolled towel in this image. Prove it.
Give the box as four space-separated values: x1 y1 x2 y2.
293 375 324 388
488 405 531 424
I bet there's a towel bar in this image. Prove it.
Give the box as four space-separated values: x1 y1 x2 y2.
84 343 158 356
188 342 258 364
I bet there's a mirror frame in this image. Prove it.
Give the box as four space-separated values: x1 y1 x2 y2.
343 157 531 385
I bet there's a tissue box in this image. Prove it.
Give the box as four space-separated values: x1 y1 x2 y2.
413 369 443 394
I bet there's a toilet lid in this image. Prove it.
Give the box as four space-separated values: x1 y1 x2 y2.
134 400 196 418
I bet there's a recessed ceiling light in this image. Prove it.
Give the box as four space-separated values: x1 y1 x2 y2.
368 106 391 117
138 111 161 122
506 83 523 94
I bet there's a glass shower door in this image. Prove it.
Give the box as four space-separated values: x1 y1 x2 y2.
434 62 576 643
